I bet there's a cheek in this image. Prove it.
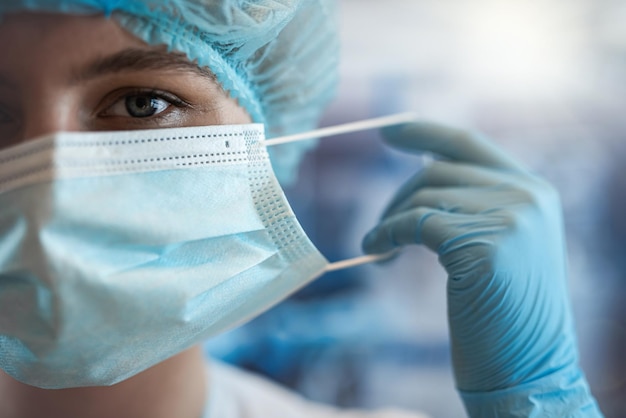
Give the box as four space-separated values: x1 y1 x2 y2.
182 88 252 128
210 95 253 125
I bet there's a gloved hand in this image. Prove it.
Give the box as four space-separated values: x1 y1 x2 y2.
363 122 603 417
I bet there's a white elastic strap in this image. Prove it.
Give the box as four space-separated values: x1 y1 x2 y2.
268 112 417 272
265 112 418 147
324 251 398 272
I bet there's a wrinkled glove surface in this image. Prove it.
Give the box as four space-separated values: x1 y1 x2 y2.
363 122 603 417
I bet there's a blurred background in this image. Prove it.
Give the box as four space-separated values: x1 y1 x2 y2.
206 0 626 416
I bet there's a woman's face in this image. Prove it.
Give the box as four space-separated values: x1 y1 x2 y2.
0 12 252 150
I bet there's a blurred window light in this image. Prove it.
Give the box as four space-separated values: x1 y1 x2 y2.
451 0 588 98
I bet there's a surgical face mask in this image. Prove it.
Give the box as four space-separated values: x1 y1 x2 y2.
0 115 413 389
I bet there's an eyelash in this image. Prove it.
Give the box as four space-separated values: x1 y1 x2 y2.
99 88 190 119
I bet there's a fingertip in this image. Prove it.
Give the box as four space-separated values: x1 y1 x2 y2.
381 121 449 148
361 229 377 254
380 123 411 141
382 121 526 172
362 228 389 255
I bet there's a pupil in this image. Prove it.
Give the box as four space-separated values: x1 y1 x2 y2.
126 95 158 118
136 97 149 109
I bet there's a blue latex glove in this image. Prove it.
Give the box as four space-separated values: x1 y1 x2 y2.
363 122 603 417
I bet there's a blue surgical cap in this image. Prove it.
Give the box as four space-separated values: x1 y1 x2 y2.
0 0 339 183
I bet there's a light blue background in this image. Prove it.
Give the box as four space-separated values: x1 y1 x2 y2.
207 1 626 416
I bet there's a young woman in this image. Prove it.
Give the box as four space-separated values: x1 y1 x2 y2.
0 2 603 417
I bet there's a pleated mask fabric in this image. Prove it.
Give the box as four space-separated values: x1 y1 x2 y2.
0 124 328 388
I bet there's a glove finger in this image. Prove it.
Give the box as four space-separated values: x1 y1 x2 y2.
386 186 513 218
382 161 514 218
363 207 475 254
381 122 527 173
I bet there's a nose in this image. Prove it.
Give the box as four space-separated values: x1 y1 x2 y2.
21 89 82 142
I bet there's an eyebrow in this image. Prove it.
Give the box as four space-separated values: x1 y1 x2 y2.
71 48 216 84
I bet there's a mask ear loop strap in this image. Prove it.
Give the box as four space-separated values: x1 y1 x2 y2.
264 112 418 147
266 112 419 272
324 251 400 272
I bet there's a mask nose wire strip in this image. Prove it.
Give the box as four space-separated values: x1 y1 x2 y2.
265 112 418 272
264 112 418 147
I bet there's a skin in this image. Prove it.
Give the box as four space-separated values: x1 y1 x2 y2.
0 12 251 146
0 12 252 418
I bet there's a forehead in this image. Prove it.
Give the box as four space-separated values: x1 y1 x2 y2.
0 12 218 95
0 13 149 79
0 13 145 49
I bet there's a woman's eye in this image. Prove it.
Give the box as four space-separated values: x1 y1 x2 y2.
108 94 170 118
95 88 194 128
